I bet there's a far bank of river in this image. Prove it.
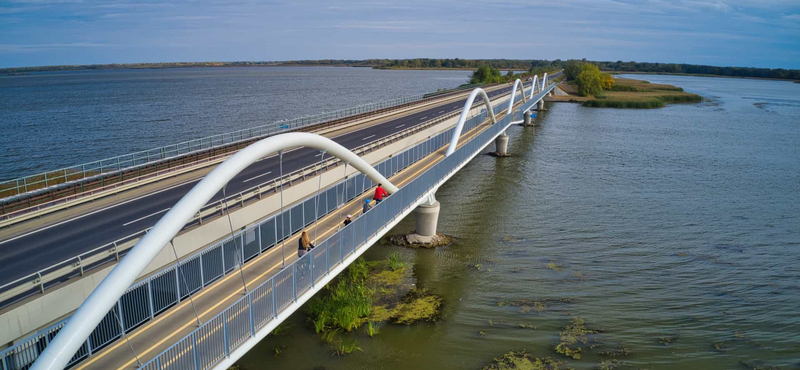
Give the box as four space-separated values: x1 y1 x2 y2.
234 75 800 369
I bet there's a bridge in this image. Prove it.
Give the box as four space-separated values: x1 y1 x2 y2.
0 72 560 370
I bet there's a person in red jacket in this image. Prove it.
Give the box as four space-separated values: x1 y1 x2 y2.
373 183 388 203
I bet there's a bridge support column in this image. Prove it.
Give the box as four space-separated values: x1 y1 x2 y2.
412 200 440 243
494 132 509 156
537 99 545 111
522 111 533 127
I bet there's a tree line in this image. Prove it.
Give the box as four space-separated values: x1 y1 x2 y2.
3 58 797 81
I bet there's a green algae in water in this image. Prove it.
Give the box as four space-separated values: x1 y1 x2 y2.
481 351 565 370
596 359 632 370
554 317 599 360
546 263 564 272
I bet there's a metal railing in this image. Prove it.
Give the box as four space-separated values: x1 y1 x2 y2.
0 85 490 211
0 87 514 370
135 86 553 370
0 86 510 311
1 83 553 370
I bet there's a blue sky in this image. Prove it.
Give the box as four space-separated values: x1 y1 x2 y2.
1 0 798 69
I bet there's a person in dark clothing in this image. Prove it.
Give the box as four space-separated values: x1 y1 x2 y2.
373 183 388 203
363 198 373 213
343 214 352 226
298 231 315 257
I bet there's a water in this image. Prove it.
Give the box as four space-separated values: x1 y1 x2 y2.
0 67 471 181
236 75 800 369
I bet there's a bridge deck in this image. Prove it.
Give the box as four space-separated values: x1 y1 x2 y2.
0 85 515 291
74 96 508 370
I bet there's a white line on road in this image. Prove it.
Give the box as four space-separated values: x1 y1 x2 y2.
0 180 199 246
362 134 375 141
242 171 273 183
123 208 170 227
395 124 405 128
438 110 444 113
419 116 428 120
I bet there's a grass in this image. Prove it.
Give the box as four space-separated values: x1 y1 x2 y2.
386 251 405 271
306 258 373 334
555 78 701 109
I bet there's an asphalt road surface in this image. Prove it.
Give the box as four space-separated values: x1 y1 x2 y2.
0 84 526 286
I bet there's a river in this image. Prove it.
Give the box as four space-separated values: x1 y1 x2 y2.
234 74 800 369
0 67 471 180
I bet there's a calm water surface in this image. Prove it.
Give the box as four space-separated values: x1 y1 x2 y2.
235 75 800 369
0 67 470 180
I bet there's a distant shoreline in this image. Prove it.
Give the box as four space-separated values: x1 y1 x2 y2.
610 71 798 83
2 61 797 82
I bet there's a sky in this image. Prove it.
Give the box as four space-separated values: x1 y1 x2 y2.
0 0 798 69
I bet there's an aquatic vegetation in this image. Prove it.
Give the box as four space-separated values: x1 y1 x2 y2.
481 351 565 370
498 298 572 314
386 251 405 271
479 330 487 336
598 347 630 358
734 330 747 338
657 334 680 345
554 317 599 360
517 323 536 330
468 263 483 271
597 359 631 370
366 321 380 337
307 259 374 334
388 289 443 324
272 345 287 357
712 341 729 352
545 263 563 272
332 337 362 356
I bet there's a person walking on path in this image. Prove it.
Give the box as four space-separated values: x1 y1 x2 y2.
373 183 388 203
298 231 315 257
343 215 352 226
363 199 373 214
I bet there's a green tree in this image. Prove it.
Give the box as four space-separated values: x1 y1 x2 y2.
564 60 585 81
576 64 604 96
469 65 501 84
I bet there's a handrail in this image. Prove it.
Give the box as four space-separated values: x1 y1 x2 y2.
30 133 398 370
0 91 495 310
0 86 484 202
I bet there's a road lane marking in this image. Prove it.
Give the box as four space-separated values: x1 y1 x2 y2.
84 112 498 370
395 124 405 129
242 171 272 183
419 116 427 120
0 180 198 246
438 110 444 113
361 134 375 141
122 208 170 227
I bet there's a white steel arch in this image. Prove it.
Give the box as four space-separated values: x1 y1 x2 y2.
529 75 539 99
506 79 528 117
445 88 497 156
31 133 398 370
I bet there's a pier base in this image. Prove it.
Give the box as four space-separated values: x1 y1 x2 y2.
494 133 509 156
537 99 546 111
411 201 440 244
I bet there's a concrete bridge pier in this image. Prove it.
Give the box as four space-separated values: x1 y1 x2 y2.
495 132 509 156
522 111 533 127
537 99 546 111
410 195 440 244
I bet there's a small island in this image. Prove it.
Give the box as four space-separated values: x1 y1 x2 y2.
550 61 702 109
